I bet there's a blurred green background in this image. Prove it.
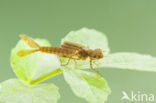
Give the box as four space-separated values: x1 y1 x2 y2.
0 0 156 103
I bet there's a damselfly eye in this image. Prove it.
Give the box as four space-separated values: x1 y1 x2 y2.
93 55 98 58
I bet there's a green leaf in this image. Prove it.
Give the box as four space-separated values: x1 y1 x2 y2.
61 28 110 69
97 52 156 72
11 38 61 83
63 68 111 103
0 79 60 103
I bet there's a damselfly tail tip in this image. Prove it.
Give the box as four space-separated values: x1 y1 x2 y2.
16 49 39 57
17 50 26 57
19 34 28 39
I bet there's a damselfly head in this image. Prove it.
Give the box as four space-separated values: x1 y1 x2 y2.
91 49 103 60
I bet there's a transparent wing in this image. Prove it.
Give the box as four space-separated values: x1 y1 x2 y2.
61 41 88 50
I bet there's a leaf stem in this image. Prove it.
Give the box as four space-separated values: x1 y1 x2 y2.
29 68 62 85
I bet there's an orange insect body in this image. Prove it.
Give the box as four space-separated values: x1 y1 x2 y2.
17 34 104 76
40 47 76 58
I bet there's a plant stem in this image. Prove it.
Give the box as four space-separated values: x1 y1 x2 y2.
29 68 62 85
